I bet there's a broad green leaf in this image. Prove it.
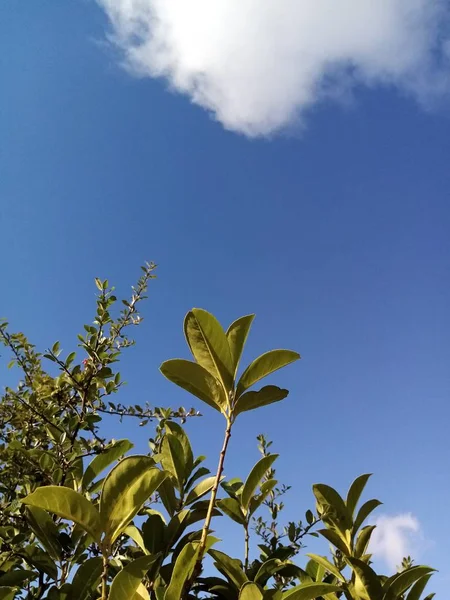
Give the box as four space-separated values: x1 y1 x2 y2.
0 570 36 586
160 434 186 490
239 582 263 600
353 499 382 533
22 486 102 542
264 591 283 600
226 315 255 377
317 529 350 555
242 455 278 511
185 466 210 492
142 513 167 554
132 583 150 600
282 582 341 600
164 422 194 476
0 587 16 600
82 440 134 490
184 308 234 392
406 574 433 600
313 484 352 531
355 525 376 558
209 550 248 590
23 546 58 579
236 349 300 396
158 477 179 517
69 557 102 600
125 525 148 554
346 474 372 517
100 456 167 545
384 567 435 600
249 479 278 516
346 557 382 600
306 555 344 582
160 359 225 413
109 555 159 600
185 476 216 505
254 559 287 585
233 386 289 417
26 505 62 560
164 542 199 600
217 498 246 525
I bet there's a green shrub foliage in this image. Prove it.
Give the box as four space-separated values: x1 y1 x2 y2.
0 266 435 600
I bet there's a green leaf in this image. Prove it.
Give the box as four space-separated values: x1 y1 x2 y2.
82 440 134 490
306 555 344 582
164 542 199 600
23 546 58 579
236 349 300 396
239 582 263 600
109 555 159 600
226 315 255 377
313 484 352 531
157 477 179 517
26 505 62 560
132 583 150 600
160 434 186 490
346 474 372 517
185 466 210 492
317 529 349 555
249 479 278 516
142 513 167 554
233 386 289 417
124 525 148 554
217 498 246 525
254 559 287 585
184 308 234 392
160 359 226 413
0 570 36 586
69 557 103 600
406 574 433 600
185 476 216 505
22 487 102 542
100 456 167 545
0 587 16 600
384 567 435 600
353 499 382 533
282 582 341 600
164 422 194 476
346 557 382 600
242 455 278 511
355 525 376 558
209 550 248 590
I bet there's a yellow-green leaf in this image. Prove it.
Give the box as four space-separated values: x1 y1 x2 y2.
185 476 216 505
242 455 278 511
209 549 248 589
226 315 255 377
22 487 102 542
306 555 344 582
217 498 246 525
346 557 382 600
233 386 288 417
164 542 199 600
100 456 167 545
237 350 300 396
160 359 226 413
239 582 263 600
26 505 62 561
69 557 103 600
346 474 372 517
109 555 159 600
82 439 134 490
282 582 341 600
184 308 234 392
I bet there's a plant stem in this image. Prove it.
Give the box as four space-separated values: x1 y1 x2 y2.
101 554 109 600
244 521 250 571
188 419 232 592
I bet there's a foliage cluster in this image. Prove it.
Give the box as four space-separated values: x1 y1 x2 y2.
0 266 435 600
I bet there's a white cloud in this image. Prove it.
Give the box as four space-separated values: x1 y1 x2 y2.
96 0 450 137
370 513 421 571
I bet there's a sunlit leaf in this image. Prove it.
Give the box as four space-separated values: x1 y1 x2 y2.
346 474 372 517
209 550 248 590
185 476 216 505
109 555 159 600
26 505 62 561
226 315 255 377
233 386 288 417
242 455 278 511
306 555 344 582
282 582 340 600
82 440 134 490
236 349 300 396
353 499 382 533
347 557 382 600
164 542 199 600
217 498 246 525
239 581 263 600
69 557 103 600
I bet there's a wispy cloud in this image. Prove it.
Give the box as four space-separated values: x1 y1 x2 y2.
97 1 450 137
370 513 421 571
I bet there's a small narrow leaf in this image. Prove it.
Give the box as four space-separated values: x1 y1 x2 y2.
242 455 278 511
160 359 226 413
160 434 186 490
249 479 278 516
355 526 376 558
109 555 159 600
233 386 288 417
22 487 102 542
353 499 382 533
306 555 344 582
164 422 194 476
237 349 300 396
226 315 255 377
384 567 435 600
185 476 216 505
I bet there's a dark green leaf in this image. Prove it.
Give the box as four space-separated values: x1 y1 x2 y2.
26 505 62 560
209 550 248 590
236 350 300 396
234 386 289 417
346 557 382 600
306 555 344 582
69 557 103 600
242 455 278 511
217 498 246 525
384 567 435 600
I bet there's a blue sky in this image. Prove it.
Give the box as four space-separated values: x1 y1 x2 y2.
1 1 449 594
